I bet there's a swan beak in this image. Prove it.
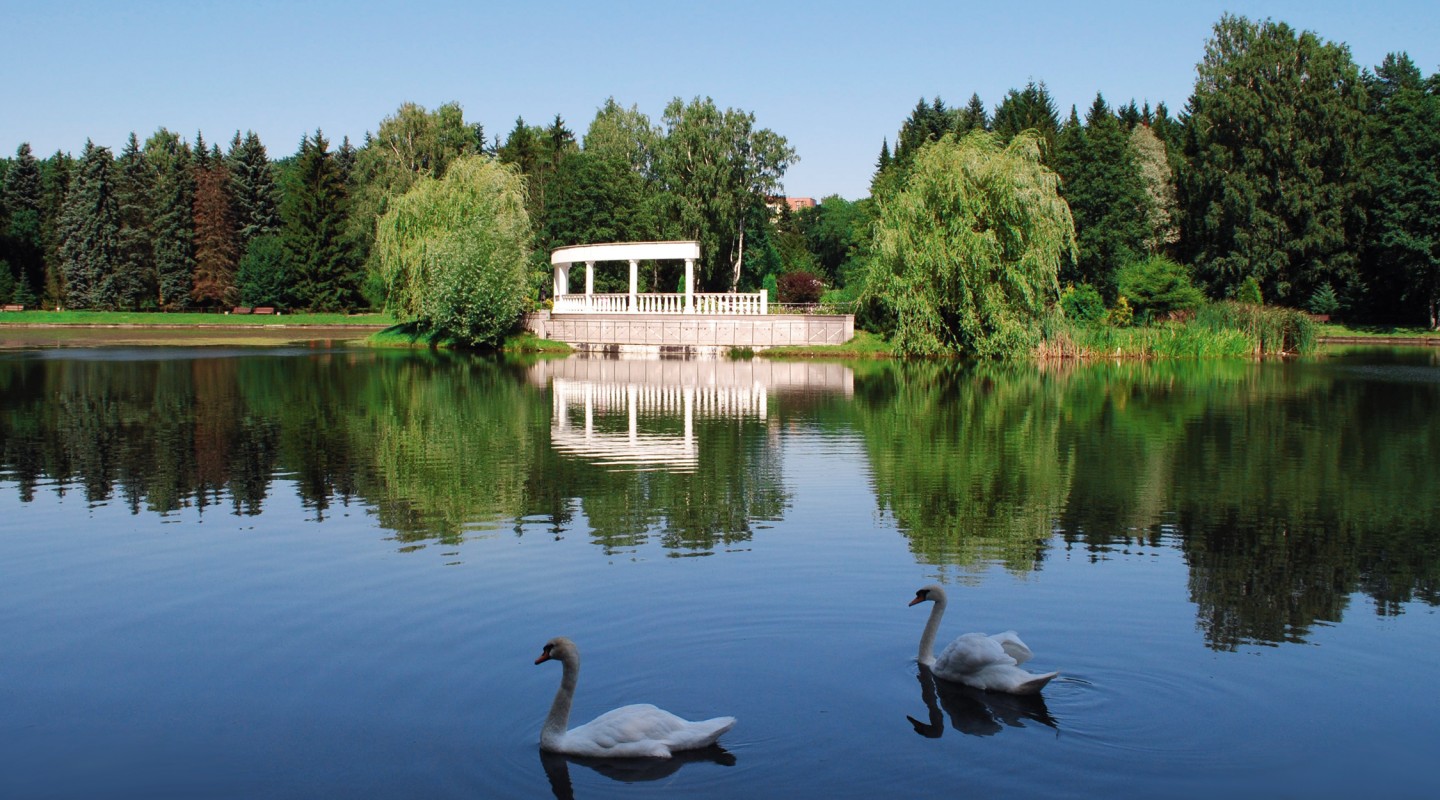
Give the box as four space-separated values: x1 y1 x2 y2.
534 652 552 665
908 596 923 606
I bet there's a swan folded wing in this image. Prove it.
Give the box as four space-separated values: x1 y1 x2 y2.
988 630 1034 665
935 632 1018 677
560 704 734 759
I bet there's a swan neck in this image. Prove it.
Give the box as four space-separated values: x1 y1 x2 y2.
919 594 947 665
542 652 578 748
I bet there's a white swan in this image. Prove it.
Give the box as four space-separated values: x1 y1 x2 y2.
534 637 736 758
910 584 1058 695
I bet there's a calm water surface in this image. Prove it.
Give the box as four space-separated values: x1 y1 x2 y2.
1 345 1437 799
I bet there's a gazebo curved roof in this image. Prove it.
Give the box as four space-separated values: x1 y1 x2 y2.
550 240 700 265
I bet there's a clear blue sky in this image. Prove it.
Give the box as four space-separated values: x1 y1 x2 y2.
4 1 1437 200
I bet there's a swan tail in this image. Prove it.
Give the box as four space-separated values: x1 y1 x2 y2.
667 716 736 751
1012 671 1058 696
990 631 1035 665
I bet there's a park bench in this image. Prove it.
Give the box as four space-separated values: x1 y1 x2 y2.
1 304 24 312
231 306 252 314
253 307 275 315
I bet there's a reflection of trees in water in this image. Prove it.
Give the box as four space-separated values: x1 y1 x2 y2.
851 361 1073 576
852 357 1440 650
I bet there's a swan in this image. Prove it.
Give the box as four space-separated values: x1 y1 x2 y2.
534 637 736 758
909 584 1058 695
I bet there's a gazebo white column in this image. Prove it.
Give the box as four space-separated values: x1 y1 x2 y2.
628 259 638 313
585 260 594 310
685 258 694 313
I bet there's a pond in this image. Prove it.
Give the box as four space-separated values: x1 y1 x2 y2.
1 343 1437 799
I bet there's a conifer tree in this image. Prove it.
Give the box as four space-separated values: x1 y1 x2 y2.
57 141 121 308
2 143 44 303
1362 53 1440 327
226 131 281 253
1053 94 1152 295
192 144 239 308
146 129 195 309
113 133 157 309
1181 14 1366 303
992 82 1060 159
281 130 360 311
39 150 73 305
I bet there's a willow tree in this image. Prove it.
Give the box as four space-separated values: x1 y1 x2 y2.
373 155 531 348
865 130 1075 358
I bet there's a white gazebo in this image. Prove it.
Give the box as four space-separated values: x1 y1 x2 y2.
550 240 767 315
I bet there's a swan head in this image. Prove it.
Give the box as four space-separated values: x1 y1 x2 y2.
909 584 947 607
535 636 577 665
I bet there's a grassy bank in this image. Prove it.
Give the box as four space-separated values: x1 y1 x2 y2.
0 309 393 326
366 322 571 354
759 330 896 359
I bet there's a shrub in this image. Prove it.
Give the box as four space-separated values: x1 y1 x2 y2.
1235 275 1263 305
1116 256 1205 322
1107 295 1134 327
1059 283 1106 323
777 270 824 304
1307 283 1340 316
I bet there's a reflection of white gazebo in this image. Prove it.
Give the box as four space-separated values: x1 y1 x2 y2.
550 240 767 315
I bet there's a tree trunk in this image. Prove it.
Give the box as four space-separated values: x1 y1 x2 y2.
730 218 745 293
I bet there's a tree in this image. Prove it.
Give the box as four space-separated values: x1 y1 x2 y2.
1116 255 1206 321
146 129 195 309
653 96 797 291
992 81 1061 158
57 141 121 308
281 130 361 311
541 150 657 277
1130 123 1179 255
1180 15 1367 305
227 131 281 253
583 98 659 178
39 150 74 305
373 155 531 347
2 143 44 303
1052 93 1152 297
236 234 287 308
796 194 871 286
113 133 156 309
192 148 239 307
864 131 1076 358
1362 53 1440 327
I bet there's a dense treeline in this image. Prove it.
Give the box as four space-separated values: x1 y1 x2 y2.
1 13 1437 334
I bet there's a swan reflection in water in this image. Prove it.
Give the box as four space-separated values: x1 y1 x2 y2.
540 747 737 799
908 665 1059 738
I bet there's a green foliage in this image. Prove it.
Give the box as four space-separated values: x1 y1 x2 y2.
373 155 532 348
281 130 362 311
1181 15 1367 303
1053 93 1152 295
1116 255 1206 321
2 143 44 299
1129 123 1179 253
582 98 659 177
57 141 121 309
227 130 281 252
145 129 195 310
112 133 156 309
1307 283 1341 316
1362 53 1440 328
796 195 871 286
540 150 656 257
236 235 288 307
1235 275 1263 305
1107 295 1134 327
653 96 797 291
864 130 1076 358
1059 283 1106 323
1195 301 1317 354
991 81 1061 157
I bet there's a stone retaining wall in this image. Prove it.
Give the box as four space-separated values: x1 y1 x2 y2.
524 312 854 354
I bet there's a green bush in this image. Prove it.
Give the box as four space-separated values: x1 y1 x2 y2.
1107 295 1134 327
1117 256 1205 322
1307 283 1340 316
1235 275 1263 305
1059 283 1106 323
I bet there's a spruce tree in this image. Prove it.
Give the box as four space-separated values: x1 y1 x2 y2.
146 129 195 309
992 82 1061 159
2 143 44 303
192 144 239 308
39 151 73 305
113 133 156 309
57 141 121 308
1053 94 1152 296
280 130 360 311
226 131 281 253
